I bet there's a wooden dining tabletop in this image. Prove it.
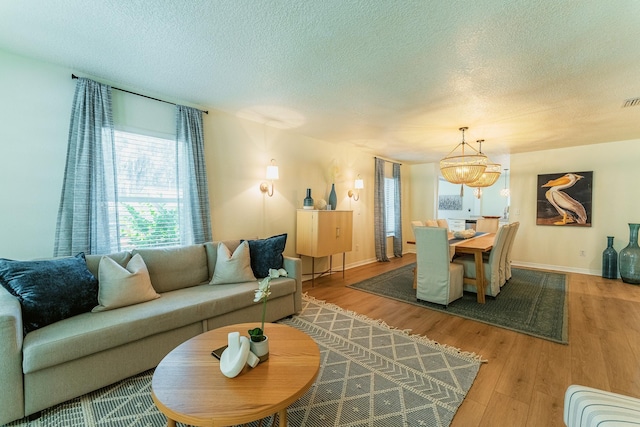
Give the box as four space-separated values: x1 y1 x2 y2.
407 231 496 303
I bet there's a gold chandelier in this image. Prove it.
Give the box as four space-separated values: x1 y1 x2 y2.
440 127 487 184
465 140 501 188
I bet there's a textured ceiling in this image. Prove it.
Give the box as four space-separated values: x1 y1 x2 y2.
1 0 639 163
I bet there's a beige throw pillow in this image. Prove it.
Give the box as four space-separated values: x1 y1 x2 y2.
210 241 256 285
92 253 160 312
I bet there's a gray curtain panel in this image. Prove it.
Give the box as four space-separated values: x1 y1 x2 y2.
175 105 212 244
374 157 389 262
54 78 118 256
392 162 403 258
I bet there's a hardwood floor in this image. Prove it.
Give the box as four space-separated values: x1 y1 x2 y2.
301 254 640 427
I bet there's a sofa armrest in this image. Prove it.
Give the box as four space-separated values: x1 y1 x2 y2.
283 256 302 313
564 384 640 427
0 287 25 424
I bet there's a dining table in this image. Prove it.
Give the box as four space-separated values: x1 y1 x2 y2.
407 231 496 304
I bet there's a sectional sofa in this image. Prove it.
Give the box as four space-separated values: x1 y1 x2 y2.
0 236 301 425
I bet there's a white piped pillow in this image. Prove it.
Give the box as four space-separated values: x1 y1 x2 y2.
92 253 160 312
210 241 256 285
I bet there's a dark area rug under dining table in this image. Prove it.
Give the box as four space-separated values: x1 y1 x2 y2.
348 264 568 344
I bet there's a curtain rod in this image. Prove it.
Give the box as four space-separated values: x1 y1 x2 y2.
71 74 208 115
374 156 402 165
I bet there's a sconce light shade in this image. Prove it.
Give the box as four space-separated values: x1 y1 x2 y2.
260 159 278 197
348 174 364 201
266 164 279 180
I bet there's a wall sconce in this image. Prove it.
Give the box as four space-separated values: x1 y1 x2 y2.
259 159 279 197
348 175 364 201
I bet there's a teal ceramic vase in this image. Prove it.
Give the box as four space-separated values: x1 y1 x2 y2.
601 236 617 279
303 188 314 209
328 183 337 210
619 223 640 284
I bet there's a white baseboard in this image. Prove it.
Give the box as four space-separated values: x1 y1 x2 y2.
512 261 600 276
310 255 601 278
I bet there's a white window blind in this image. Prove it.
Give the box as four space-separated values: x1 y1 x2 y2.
112 130 181 251
384 177 396 237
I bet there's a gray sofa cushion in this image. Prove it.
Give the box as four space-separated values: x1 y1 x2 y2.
132 245 208 293
21 277 296 373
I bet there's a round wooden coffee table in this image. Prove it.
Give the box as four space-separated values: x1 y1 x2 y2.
151 323 320 427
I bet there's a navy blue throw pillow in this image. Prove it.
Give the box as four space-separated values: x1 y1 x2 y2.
246 234 287 278
0 253 98 334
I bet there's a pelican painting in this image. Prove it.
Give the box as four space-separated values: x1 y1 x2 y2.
537 171 592 226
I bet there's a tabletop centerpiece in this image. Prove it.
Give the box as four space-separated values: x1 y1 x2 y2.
248 268 287 362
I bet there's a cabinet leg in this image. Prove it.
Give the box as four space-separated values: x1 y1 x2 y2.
329 255 333 276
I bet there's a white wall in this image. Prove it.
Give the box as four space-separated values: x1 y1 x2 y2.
509 140 640 275
0 51 74 258
0 50 379 275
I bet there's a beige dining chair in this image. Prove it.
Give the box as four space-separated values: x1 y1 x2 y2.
498 223 515 285
475 218 499 233
436 219 449 230
453 224 510 297
415 226 463 307
411 220 425 228
424 219 439 227
503 221 520 281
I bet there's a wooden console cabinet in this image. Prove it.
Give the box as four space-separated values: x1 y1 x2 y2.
296 210 353 286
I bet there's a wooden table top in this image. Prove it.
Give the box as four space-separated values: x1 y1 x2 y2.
151 323 321 427
449 232 496 250
406 232 496 250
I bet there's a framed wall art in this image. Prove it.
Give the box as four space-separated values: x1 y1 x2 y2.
536 171 592 226
438 195 463 211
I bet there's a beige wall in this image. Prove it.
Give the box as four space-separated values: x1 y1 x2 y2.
509 141 640 275
406 140 640 275
0 50 379 277
3 48 638 276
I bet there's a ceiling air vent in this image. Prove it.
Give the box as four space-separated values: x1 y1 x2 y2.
622 97 640 108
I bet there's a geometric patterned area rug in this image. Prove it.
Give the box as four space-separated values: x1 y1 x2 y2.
348 264 568 344
280 296 484 426
6 295 483 427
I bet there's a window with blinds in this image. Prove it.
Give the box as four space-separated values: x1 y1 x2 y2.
384 177 396 237
112 130 181 251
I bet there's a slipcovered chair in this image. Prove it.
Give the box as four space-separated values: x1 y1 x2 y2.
504 221 520 281
424 219 439 227
475 217 499 233
414 226 464 307
498 223 515 285
436 219 449 230
453 224 510 297
411 220 425 228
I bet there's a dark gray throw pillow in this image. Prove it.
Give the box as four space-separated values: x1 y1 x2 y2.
245 234 287 278
0 253 98 334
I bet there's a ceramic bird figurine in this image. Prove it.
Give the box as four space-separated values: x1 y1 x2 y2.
541 173 587 225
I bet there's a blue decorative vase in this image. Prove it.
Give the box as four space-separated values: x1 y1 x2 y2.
303 188 314 209
328 183 337 210
619 223 640 284
602 236 617 279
